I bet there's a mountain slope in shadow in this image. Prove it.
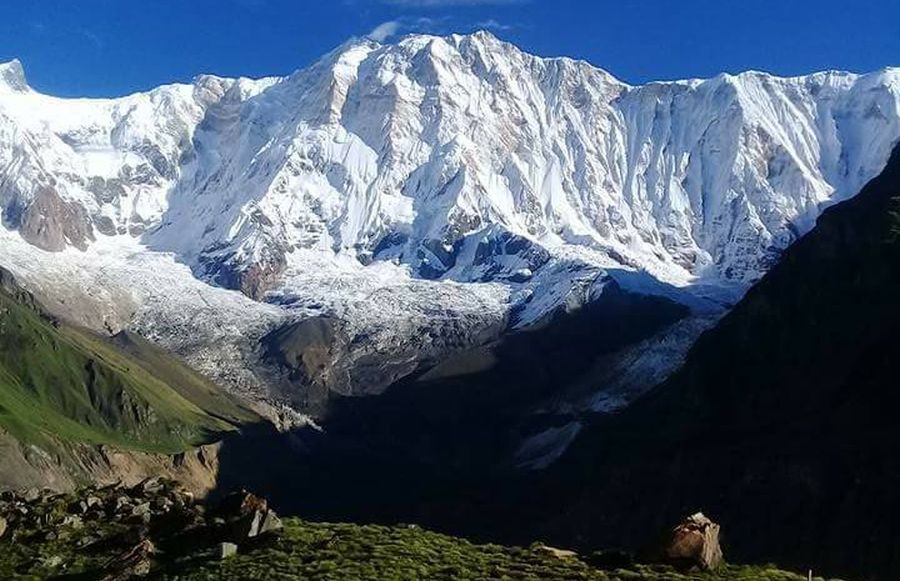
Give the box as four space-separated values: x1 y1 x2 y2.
210 281 688 527
541 144 900 580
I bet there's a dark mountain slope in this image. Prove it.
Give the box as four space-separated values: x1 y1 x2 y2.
539 145 900 579
209 279 688 525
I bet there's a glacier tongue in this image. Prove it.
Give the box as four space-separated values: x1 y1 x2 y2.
0 33 898 406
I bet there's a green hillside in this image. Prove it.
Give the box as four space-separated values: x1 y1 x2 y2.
0 269 257 454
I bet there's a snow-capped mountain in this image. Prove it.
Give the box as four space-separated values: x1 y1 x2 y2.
0 32 898 409
2 33 898 296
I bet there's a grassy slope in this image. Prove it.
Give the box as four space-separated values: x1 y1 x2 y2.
0 282 257 455
178 519 838 581
0 510 843 580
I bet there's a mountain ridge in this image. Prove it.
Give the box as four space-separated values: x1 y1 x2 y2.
2 32 898 295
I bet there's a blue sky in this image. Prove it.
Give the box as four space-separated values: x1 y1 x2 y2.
2 0 898 97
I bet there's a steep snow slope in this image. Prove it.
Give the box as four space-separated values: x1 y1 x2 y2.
0 33 898 408
2 34 898 296
148 35 900 293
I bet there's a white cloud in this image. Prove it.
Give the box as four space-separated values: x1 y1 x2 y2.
366 17 444 42
367 20 403 42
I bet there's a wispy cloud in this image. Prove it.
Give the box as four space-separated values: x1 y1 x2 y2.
79 29 105 50
368 21 403 42
366 16 443 42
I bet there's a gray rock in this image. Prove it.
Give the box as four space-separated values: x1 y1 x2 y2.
10 186 94 252
219 542 238 559
130 502 152 524
236 511 264 539
139 478 164 495
258 510 283 536
233 508 282 540
113 496 132 513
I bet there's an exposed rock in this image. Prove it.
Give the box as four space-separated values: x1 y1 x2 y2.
659 512 723 571
0 59 27 92
138 477 165 495
219 541 238 559
130 502 152 524
0 515 6 538
218 490 284 541
262 316 342 406
202 247 287 300
256 509 283 536
113 495 132 513
61 514 83 529
8 186 94 252
0 428 224 498
533 544 578 559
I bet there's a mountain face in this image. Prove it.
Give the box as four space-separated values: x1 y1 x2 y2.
528 145 900 580
1 36 898 293
0 33 898 409
0 30 899 580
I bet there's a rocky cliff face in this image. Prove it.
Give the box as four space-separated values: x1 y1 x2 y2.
0 430 223 497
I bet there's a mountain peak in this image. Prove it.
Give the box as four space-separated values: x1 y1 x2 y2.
0 59 28 92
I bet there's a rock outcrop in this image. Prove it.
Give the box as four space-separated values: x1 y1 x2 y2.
7 186 94 252
657 512 723 571
0 479 285 578
214 489 284 542
0 430 225 498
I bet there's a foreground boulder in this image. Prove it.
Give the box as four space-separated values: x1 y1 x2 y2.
656 512 723 570
214 489 284 542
